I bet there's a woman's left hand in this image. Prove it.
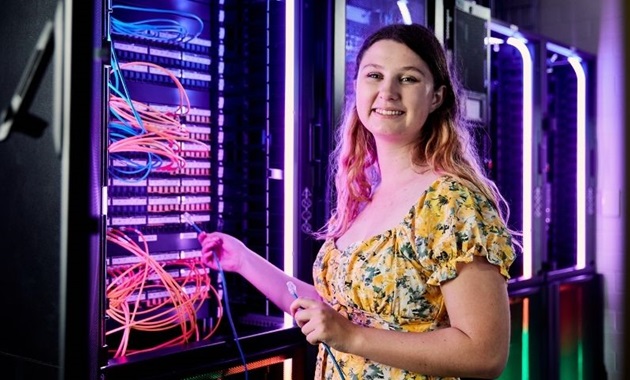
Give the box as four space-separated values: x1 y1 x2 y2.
289 298 358 353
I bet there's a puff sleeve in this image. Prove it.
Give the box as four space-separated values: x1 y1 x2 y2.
414 178 516 286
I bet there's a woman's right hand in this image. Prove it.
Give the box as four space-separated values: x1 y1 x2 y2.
197 231 250 273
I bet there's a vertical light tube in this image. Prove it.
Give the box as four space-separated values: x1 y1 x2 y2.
522 298 530 379
396 1 413 24
283 359 293 380
506 36 533 279
434 0 444 43
284 0 295 325
567 57 586 270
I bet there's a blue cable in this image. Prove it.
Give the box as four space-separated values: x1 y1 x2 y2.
107 44 165 181
214 258 249 380
111 4 204 43
186 217 344 379
184 214 249 380
108 45 145 134
286 282 346 380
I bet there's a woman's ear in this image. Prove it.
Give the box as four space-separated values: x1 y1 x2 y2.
430 85 446 112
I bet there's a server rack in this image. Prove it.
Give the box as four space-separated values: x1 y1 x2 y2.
543 39 597 273
488 19 543 281
101 0 315 378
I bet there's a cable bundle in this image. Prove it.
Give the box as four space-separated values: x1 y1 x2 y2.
110 4 204 43
106 227 223 357
107 4 209 181
108 61 209 181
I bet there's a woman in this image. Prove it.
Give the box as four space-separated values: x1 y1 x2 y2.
199 23 516 380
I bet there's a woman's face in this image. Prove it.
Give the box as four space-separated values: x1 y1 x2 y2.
355 39 443 146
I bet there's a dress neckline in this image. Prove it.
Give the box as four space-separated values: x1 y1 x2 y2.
331 174 452 253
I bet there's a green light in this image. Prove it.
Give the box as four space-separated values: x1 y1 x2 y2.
578 340 583 380
522 327 529 379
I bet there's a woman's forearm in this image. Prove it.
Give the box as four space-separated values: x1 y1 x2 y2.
236 251 318 313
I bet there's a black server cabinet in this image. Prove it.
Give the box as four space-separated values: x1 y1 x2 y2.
0 1 64 379
546 272 606 380
488 20 545 281
489 23 528 279
1 0 103 379
428 0 492 172
542 40 597 273
500 281 549 380
438 0 492 122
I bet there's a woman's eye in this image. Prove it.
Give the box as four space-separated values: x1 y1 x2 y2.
401 76 418 83
367 72 381 79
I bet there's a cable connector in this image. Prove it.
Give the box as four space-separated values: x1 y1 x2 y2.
286 281 298 299
183 212 203 233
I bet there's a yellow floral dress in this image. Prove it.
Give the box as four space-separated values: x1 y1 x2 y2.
312 175 515 380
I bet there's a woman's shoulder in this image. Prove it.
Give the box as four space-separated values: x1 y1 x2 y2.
425 174 478 198
420 174 495 212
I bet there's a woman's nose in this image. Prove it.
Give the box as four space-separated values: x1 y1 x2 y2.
378 80 400 100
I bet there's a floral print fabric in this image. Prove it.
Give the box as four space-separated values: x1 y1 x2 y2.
312 175 515 380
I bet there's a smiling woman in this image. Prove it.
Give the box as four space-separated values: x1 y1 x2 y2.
198 23 521 380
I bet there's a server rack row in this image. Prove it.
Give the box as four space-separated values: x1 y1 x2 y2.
0 1 602 379
488 19 603 380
